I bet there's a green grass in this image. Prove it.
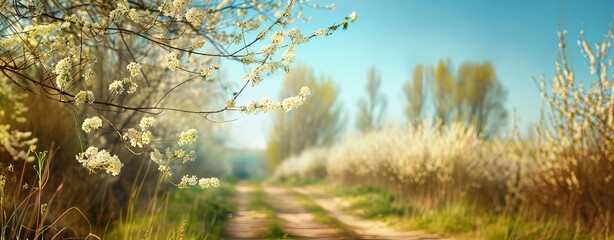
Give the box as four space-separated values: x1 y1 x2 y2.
333 184 594 240
246 183 292 239
107 182 236 240
286 187 359 238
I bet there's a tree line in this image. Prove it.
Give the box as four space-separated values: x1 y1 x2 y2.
267 60 508 169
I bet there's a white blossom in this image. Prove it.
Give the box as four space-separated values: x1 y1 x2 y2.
178 175 198 189
139 117 156 130
150 148 163 164
82 117 102 133
109 80 125 94
166 51 180 70
126 62 141 77
74 91 94 105
313 28 327 37
76 147 123 176
185 8 205 26
177 129 198 146
200 64 220 77
271 31 285 47
198 177 220 188
122 128 150 148
53 57 72 89
349 11 357 22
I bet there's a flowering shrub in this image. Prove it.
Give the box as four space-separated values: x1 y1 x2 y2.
273 147 329 182
530 26 614 235
274 121 531 209
0 0 357 188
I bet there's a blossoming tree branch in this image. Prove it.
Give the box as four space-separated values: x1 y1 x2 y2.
0 0 356 189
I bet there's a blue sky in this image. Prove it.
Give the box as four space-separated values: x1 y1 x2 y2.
222 0 613 149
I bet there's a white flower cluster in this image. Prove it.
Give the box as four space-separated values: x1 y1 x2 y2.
282 46 295 63
158 164 172 179
0 124 38 161
82 117 102 133
76 147 123 176
243 86 310 114
82 69 94 83
108 77 138 94
273 122 529 207
139 117 155 130
74 91 94 105
53 57 72 89
271 31 285 47
149 146 197 177
245 10 359 85
185 8 205 26
122 128 152 148
191 38 206 51
166 51 180 70
199 64 220 77
128 9 152 23
126 62 141 77
109 0 129 23
313 28 327 37
177 175 220 189
287 28 309 44
177 129 198 146
349 11 357 22
174 148 197 163
159 0 208 20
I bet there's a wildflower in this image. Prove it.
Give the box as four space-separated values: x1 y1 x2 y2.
177 129 198 146
74 91 94 105
82 117 102 133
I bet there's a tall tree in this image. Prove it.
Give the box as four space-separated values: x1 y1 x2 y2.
403 65 426 126
426 59 508 138
266 66 343 171
431 59 455 125
357 65 387 132
461 62 508 138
